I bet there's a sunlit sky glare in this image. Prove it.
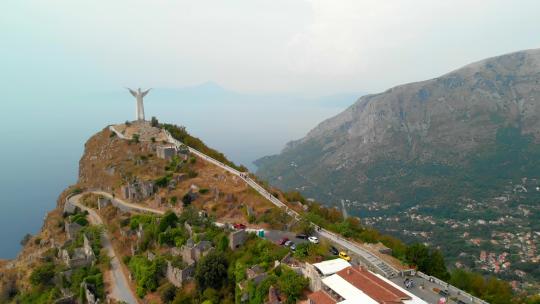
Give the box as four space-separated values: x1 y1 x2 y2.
2 0 540 97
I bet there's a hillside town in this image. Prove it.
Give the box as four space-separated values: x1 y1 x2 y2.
356 180 540 293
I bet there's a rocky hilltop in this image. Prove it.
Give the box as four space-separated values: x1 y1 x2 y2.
4 122 420 303
256 49 540 286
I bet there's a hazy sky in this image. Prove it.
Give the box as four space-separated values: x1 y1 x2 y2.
2 0 540 258
3 0 540 97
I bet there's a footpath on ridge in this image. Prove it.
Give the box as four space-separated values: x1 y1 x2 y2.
108 124 400 278
68 194 139 304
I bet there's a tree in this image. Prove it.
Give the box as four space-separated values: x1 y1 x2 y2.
296 219 314 236
195 251 228 290
277 268 308 304
29 263 55 287
484 276 513 304
151 116 159 127
182 193 193 207
427 249 449 280
405 243 430 272
159 211 179 232
202 288 219 303
158 283 177 303
70 213 89 226
128 255 165 297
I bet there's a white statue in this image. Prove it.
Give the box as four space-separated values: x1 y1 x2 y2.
127 87 151 121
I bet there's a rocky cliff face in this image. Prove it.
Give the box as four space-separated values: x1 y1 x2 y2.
256 49 540 205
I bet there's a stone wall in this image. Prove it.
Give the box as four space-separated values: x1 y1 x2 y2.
165 261 195 287
97 197 110 210
157 145 177 160
65 222 82 240
229 229 247 250
301 263 322 291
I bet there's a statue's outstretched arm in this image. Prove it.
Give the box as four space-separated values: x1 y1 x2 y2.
126 87 137 97
141 88 152 97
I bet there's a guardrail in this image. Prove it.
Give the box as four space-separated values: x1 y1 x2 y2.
416 271 489 304
108 125 402 278
164 129 400 277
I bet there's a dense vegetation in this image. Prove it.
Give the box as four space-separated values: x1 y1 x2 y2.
161 123 248 172
13 211 106 303
121 207 311 303
280 190 531 304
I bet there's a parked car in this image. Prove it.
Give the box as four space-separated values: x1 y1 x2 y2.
284 240 293 247
233 223 246 230
339 251 351 261
278 237 289 245
438 290 449 297
308 236 319 244
290 243 297 251
329 246 339 255
295 234 308 239
456 300 466 304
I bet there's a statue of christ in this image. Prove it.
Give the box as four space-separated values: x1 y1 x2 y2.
127 87 151 121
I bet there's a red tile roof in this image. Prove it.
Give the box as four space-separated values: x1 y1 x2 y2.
336 266 411 304
307 290 337 304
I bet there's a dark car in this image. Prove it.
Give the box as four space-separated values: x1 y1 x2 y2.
329 246 339 255
456 300 466 304
438 290 449 297
278 237 289 245
296 234 308 239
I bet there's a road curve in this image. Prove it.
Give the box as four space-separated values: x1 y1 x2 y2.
109 125 400 277
68 194 139 304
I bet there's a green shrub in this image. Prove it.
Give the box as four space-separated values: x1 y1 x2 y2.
158 282 177 303
155 174 173 188
161 123 247 172
277 268 308 304
128 255 165 297
195 251 228 290
182 193 193 207
29 263 55 287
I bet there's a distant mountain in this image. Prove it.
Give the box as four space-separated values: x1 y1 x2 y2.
255 50 540 283
257 49 540 203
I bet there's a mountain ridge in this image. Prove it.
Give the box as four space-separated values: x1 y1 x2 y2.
255 48 540 287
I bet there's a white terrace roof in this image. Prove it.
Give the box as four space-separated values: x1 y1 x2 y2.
313 258 351 276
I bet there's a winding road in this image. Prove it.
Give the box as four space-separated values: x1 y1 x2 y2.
68 194 139 304
104 125 489 304
109 125 400 278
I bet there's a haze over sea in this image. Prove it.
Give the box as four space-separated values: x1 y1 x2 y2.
4 0 539 260
0 83 357 258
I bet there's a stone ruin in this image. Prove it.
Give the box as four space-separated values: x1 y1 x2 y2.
121 180 155 202
60 234 95 268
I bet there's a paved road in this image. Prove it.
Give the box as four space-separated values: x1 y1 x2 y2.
390 275 479 304
109 125 489 303
109 125 400 277
68 194 139 304
92 190 165 215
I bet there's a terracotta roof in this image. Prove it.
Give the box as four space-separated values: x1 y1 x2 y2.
336 266 411 304
307 291 337 304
